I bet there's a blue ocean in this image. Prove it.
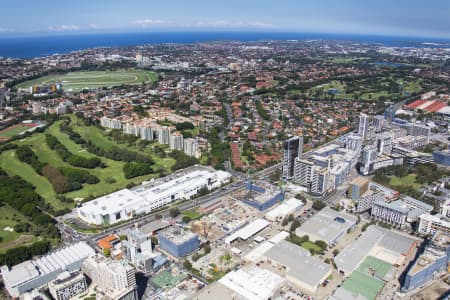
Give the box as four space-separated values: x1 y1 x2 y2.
0 31 449 59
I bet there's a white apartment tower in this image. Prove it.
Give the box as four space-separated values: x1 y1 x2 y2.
83 255 137 298
357 113 369 140
184 138 199 157
158 126 171 145
169 131 184 151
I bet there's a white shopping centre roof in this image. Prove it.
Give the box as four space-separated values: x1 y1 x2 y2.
219 266 284 300
225 219 270 244
80 189 139 216
79 169 231 220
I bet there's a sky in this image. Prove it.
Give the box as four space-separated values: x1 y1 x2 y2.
1 0 449 39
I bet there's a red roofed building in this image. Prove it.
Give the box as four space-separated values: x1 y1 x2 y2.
97 234 120 250
230 142 243 169
424 101 446 113
405 99 427 109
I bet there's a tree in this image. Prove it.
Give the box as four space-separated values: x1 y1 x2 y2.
103 248 111 257
123 162 153 179
150 236 158 246
295 193 306 201
183 260 192 271
312 200 326 210
182 216 191 223
289 219 301 232
169 208 180 218
176 122 195 131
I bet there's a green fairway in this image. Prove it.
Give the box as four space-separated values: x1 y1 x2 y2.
0 150 61 208
0 205 38 253
15 69 158 91
305 76 425 101
69 115 175 171
0 115 177 208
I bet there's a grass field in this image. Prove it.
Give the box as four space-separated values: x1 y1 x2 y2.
305 77 425 101
0 117 174 209
301 241 323 253
0 205 38 253
68 115 175 171
182 209 204 220
388 174 422 190
0 150 61 207
0 114 179 210
15 69 158 91
0 124 35 139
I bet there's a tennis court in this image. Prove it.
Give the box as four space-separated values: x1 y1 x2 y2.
151 270 187 289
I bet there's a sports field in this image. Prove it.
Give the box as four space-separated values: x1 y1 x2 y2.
341 256 393 300
356 256 393 279
0 124 37 140
15 69 158 91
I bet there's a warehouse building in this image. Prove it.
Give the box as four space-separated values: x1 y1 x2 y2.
224 219 270 244
265 198 304 221
335 226 416 276
262 240 332 294
295 207 357 246
78 168 231 225
1 242 94 298
158 226 200 257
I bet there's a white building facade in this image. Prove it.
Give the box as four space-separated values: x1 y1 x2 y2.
77 169 231 225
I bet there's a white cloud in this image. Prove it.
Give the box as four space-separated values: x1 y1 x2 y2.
88 23 98 29
193 20 273 28
48 24 80 32
132 18 273 29
133 19 166 27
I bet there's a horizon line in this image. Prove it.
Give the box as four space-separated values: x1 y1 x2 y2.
0 30 449 42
